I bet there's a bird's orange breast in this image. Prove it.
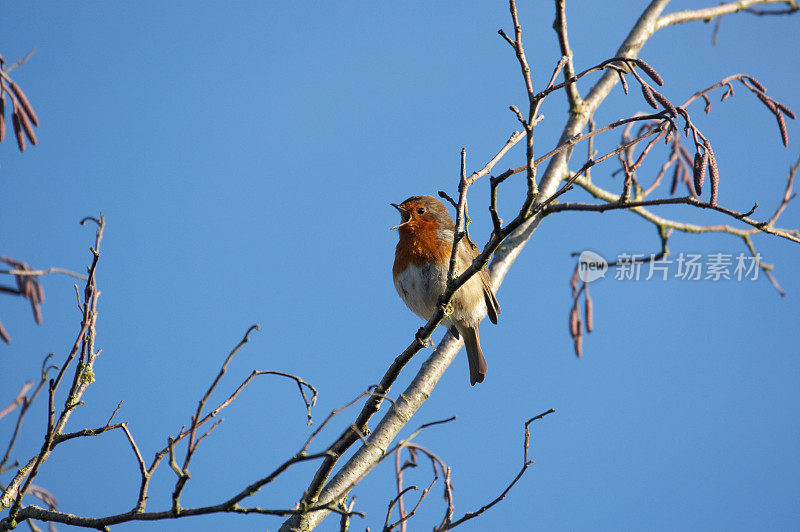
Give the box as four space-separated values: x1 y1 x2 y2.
393 221 451 278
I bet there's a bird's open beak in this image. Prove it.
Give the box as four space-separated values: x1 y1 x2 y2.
390 203 410 230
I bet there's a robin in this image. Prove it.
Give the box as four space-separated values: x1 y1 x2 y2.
391 195 500 385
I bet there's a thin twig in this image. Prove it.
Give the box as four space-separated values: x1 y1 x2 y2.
439 410 555 530
0 267 87 281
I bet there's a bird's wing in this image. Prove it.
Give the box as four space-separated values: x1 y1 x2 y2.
479 268 500 324
458 238 501 324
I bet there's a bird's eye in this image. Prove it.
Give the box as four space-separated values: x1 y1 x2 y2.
417 207 426 215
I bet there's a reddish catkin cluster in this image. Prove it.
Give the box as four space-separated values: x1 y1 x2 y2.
702 74 795 149
568 266 593 358
563 65 796 358
609 57 662 95
608 58 725 203
0 55 39 153
744 77 795 147
0 257 45 344
617 64 795 207
565 63 796 357
690 74 794 204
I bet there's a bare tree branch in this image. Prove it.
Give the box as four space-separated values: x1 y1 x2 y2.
438 409 555 530
0 384 32 422
4 2 798 530
656 0 797 30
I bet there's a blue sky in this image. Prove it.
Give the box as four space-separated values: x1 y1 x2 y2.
2 2 799 531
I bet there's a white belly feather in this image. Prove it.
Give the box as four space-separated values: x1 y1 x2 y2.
394 261 487 327
394 263 446 321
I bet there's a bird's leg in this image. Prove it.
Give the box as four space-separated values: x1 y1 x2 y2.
415 327 433 348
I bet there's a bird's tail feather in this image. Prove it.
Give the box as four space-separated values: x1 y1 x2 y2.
459 325 487 386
